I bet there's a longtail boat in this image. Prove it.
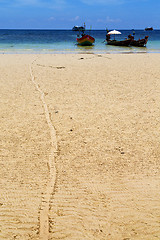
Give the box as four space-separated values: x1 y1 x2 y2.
77 34 95 46
106 39 131 46
130 36 149 47
106 30 131 46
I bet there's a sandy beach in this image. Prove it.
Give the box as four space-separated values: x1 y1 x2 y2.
0 53 160 240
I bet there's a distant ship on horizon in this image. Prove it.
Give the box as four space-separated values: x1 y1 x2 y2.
72 23 86 31
145 27 153 31
72 25 85 31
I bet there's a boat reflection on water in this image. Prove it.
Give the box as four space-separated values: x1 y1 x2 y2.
76 44 95 54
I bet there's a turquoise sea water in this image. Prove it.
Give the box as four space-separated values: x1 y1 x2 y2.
0 29 160 54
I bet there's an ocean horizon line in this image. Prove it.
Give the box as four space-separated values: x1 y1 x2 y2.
0 28 160 31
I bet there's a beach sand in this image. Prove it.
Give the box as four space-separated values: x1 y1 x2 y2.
0 53 160 240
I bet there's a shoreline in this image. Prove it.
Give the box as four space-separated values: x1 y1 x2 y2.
0 53 160 239
1 49 160 54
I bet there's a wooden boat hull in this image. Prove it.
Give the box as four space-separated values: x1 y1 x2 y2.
77 35 95 46
130 36 149 47
107 39 131 46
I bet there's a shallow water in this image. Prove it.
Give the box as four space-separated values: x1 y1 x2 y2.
0 29 160 54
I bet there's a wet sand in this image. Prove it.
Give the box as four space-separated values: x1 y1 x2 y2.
0 53 160 240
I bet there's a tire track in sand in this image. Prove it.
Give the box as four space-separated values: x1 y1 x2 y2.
29 60 57 240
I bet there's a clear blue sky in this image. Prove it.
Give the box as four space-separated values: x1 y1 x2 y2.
0 0 159 29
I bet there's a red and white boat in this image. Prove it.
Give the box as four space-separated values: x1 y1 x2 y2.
77 34 95 46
